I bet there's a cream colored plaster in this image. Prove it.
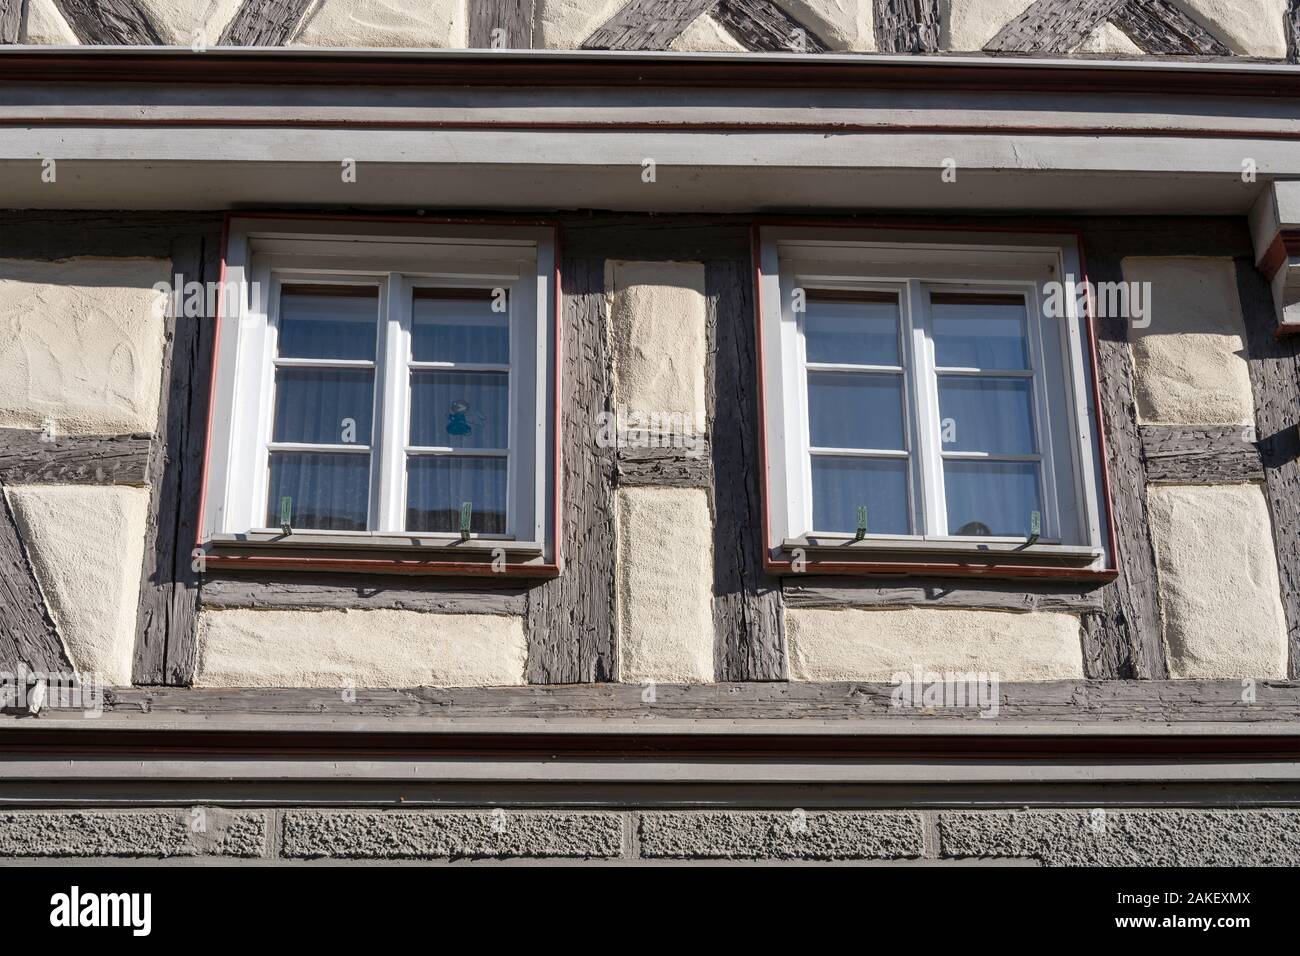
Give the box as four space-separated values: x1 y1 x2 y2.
669 14 746 52
0 258 171 436
293 0 465 48
1173 0 1287 59
20 0 77 45
617 487 715 684
1072 21 1143 55
608 261 707 425
195 609 527 687
135 0 244 47
1148 484 1288 679
533 0 625 48
6 485 148 685
1122 258 1255 426
943 0 1036 51
787 607 1085 682
774 0 873 52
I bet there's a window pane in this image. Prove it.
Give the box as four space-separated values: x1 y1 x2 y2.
273 368 374 445
807 372 905 450
406 456 507 534
804 296 900 366
278 287 378 361
409 371 509 449
411 291 509 364
936 377 1036 454
931 295 1029 370
810 457 911 535
266 452 369 531
944 461 1041 537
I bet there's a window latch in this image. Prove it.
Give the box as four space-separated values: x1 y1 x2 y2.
279 496 293 536
459 501 472 542
854 506 867 541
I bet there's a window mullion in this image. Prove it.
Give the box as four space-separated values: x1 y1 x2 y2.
907 280 946 536
373 273 408 533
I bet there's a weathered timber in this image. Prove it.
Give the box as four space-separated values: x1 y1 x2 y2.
1239 255 1300 680
0 0 21 44
132 233 220 686
202 572 527 614
0 430 151 485
616 444 711 488
1111 0 1231 56
0 213 219 261
873 0 941 54
985 0 1121 53
52 0 163 44
583 0 720 50
0 489 70 674
713 0 829 53
468 0 535 49
1139 424 1264 484
784 577 1105 614
94 679 1300 725
219 0 314 46
524 257 617 683
710 258 786 681
1290 0 1300 64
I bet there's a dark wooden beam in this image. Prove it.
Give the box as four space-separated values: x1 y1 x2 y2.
524 257 617 683
784 577 1105 614
873 0 940 54
0 429 150 486
583 0 720 51
1289 0 1300 64
219 0 314 46
1139 424 1264 484
52 0 163 44
131 233 221 687
616 445 711 488
468 0 534 49
0 488 70 674
0 0 22 45
1110 0 1231 55
712 0 829 53
201 571 527 614
1239 255 1300 680
985 0 1121 54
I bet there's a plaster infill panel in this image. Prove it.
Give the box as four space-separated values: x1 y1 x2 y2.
5 485 149 685
533 0 626 48
608 260 707 429
0 257 171 436
944 0 1036 50
1072 22 1143 55
1148 483 1288 679
135 0 244 46
1122 257 1255 426
293 0 466 48
774 0 874 51
20 0 78 44
617 486 715 684
1174 0 1288 58
194 609 528 687
669 14 746 52
786 607 1086 682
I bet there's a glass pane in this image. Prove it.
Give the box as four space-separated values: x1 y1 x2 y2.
931 295 1029 370
266 452 369 531
411 292 509 364
410 371 509 450
810 457 911 535
277 287 379 361
944 461 1042 537
807 372 905 451
272 368 374 446
804 297 900 366
406 456 507 534
936 377 1036 454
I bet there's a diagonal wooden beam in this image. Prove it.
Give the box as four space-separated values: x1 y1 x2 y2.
52 0 163 44
219 0 314 46
583 0 721 50
1110 0 1231 55
874 0 940 54
468 0 535 49
0 488 71 674
0 0 22 45
985 0 1122 54
713 0 828 53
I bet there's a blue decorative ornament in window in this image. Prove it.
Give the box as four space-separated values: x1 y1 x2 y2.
446 399 485 438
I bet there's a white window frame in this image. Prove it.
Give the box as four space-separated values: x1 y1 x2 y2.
759 227 1109 571
202 218 556 560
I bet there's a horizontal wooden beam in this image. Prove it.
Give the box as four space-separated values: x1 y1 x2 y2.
0 429 151 485
1139 424 1264 484
615 445 711 487
784 576 1104 613
201 571 527 614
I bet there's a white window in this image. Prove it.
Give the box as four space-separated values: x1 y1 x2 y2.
201 218 557 569
759 228 1110 573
